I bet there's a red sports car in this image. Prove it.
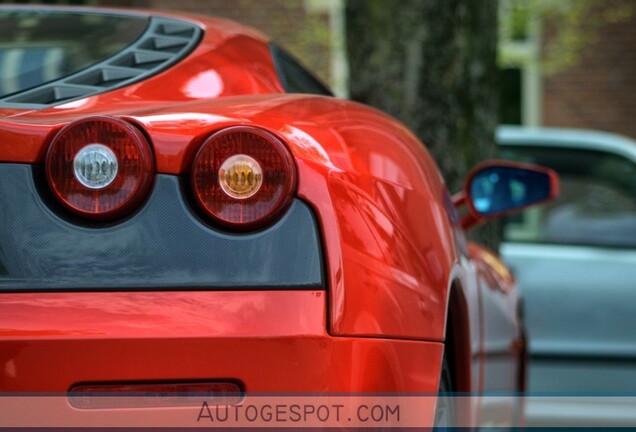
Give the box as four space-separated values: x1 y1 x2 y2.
0 6 558 429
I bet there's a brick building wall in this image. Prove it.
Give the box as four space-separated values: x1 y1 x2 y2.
542 6 636 138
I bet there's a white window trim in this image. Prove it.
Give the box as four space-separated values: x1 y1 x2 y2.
499 18 542 127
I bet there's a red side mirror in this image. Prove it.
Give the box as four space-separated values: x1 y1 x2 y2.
455 160 559 230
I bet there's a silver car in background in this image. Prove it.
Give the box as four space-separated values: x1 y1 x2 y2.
498 126 636 426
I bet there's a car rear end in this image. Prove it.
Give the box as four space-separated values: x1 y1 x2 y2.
0 112 447 429
0 7 445 428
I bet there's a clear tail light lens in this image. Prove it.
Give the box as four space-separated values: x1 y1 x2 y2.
191 126 296 230
45 116 154 220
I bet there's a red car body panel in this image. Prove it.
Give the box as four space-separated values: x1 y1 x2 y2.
0 7 531 427
0 291 443 393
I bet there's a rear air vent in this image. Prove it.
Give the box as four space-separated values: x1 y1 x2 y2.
13 85 100 105
0 16 201 109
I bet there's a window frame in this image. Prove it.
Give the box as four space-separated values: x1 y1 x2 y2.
270 43 334 97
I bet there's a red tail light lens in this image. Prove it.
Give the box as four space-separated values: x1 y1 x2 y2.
191 126 296 230
45 116 154 220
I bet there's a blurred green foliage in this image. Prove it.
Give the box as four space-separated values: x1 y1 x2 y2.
499 0 634 74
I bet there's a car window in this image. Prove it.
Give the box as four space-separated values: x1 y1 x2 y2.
501 146 636 248
0 10 148 98
270 44 333 96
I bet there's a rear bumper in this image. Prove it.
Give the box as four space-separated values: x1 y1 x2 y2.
0 290 443 393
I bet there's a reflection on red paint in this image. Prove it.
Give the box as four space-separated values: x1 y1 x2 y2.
183 70 224 99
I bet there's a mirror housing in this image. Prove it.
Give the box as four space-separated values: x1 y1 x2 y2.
457 160 559 230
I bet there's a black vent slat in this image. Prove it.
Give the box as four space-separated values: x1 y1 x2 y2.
150 36 189 51
0 16 202 108
5 85 97 105
68 67 143 87
112 50 174 70
133 50 174 65
158 22 196 37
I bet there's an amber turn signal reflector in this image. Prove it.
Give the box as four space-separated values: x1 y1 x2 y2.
191 126 296 230
219 154 263 199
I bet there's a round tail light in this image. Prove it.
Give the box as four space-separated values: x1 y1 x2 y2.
191 126 296 230
45 116 154 220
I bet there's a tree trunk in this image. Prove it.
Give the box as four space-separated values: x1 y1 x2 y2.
346 0 501 249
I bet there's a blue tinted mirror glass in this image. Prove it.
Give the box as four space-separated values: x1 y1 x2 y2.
469 166 552 216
